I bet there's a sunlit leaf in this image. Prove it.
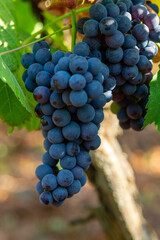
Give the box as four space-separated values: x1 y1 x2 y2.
144 67 160 131
13 0 38 37
0 0 40 130
0 0 21 70
43 11 69 52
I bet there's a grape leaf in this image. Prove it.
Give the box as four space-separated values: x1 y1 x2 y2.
17 113 40 131
0 57 33 126
0 57 33 113
144 69 160 131
25 115 40 132
0 0 40 130
14 0 38 37
43 11 68 52
110 102 120 115
0 0 21 71
0 78 30 126
8 126 15 135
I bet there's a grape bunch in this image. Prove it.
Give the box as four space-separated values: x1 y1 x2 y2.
21 41 114 206
77 0 160 131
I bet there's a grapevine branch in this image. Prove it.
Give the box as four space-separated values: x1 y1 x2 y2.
71 10 77 51
0 26 71 56
23 6 90 45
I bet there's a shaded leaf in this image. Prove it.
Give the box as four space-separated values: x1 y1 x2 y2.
0 0 39 130
0 57 33 114
14 0 38 37
7 126 15 135
0 78 30 126
144 68 160 130
110 102 120 115
25 114 40 132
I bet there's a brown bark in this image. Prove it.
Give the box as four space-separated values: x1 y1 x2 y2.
87 109 159 240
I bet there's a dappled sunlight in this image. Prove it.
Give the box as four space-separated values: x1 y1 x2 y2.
3 42 8 48
0 19 15 50
0 19 7 29
2 61 6 69
31 22 43 36
9 21 14 26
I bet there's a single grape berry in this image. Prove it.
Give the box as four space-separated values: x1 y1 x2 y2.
35 48 52 65
33 86 51 104
42 174 58 191
21 53 35 69
57 169 74 187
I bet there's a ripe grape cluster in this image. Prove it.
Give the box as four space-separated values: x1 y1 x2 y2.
21 41 113 206
77 0 160 131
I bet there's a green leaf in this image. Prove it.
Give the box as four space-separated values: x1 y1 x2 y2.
110 102 120 115
25 114 40 132
0 57 33 114
7 126 14 135
0 56 41 131
144 69 160 130
0 57 33 126
0 1 40 130
0 78 30 126
43 11 69 52
0 0 21 70
13 0 38 37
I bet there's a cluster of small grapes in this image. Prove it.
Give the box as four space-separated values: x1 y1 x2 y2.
21 40 113 206
77 0 160 131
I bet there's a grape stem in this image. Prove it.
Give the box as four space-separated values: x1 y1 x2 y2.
24 6 90 45
0 26 71 56
71 10 77 51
